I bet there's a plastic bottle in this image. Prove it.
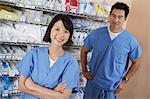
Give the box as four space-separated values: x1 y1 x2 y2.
66 0 71 11
1 62 10 98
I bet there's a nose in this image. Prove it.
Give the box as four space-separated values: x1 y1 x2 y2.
58 30 64 37
114 16 119 22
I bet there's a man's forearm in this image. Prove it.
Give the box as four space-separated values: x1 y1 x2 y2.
81 47 88 72
81 56 88 72
124 57 141 80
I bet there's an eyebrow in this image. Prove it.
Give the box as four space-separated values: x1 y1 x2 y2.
53 26 60 28
53 26 69 31
112 14 124 17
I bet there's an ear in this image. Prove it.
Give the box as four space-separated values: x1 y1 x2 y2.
122 20 127 29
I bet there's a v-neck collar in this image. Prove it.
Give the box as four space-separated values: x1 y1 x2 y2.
46 47 66 69
106 28 126 43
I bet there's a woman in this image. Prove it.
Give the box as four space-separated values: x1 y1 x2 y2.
16 14 80 99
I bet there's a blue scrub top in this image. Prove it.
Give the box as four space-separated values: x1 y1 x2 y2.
84 27 142 90
16 47 80 99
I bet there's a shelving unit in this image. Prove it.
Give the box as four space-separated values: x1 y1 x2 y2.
0 75 20 98
0 0 109 98
0 41 49 47
0 19 92 33
0 1 108 22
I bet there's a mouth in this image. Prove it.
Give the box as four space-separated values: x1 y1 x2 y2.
55 38 64 42
113 24 119 28
113 23 118 26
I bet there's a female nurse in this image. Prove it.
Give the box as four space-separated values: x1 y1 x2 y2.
16 14 80 99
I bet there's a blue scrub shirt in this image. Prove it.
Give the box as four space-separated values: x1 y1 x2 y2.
84 27 142 90
16 47 80 99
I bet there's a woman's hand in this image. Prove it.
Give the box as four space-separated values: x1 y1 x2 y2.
54 81 67 93
25 77 36 90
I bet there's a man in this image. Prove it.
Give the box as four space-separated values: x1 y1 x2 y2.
80 2 142 99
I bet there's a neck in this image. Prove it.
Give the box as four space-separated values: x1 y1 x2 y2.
48 44 64 60
109 26 123 33
50 43 63 50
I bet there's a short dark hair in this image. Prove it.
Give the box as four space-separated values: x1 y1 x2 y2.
43 14 73 46
110 2 129 19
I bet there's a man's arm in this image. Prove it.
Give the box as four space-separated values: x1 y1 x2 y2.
124 57 141 80
19 74 72 99
114 57 142 94
80 47 93 80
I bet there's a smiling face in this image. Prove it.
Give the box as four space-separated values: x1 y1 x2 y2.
50 20 70 46
109 8 126 33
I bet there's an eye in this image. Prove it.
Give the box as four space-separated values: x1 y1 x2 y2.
111 14 116 18
118 16 123 19
55 28 60 31
64 30 69 34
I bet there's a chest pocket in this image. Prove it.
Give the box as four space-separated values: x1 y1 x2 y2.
114 43 130 64
111 44 129 75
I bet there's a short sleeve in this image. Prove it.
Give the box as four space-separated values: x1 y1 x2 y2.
83 33 93 50
129 38 142 61
16 49 34 78
62 58 80 93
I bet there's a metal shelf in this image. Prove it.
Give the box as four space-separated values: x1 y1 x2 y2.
0 1 36 10
0 41 82 50
0 41 49 46
0 19 92 32
75 28 92 33
0 75 19 78
0 19 48 26
0 1 108 22
37 7 108 22
1 91 21 98
64 45 81 49
0 53 22 62
0 58 21 62
8 92 21 96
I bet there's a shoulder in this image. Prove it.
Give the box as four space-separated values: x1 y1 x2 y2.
123 30 141 48
123 30 135 38
63 52 80 71
124 30 138 42
92 27 107 34
89 27 107 37
26 47 48 58
31 47 48 53
64 52 78 62
64 52 79 66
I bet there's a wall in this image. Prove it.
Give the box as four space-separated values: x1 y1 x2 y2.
107 0 132 7
118 0 150 99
